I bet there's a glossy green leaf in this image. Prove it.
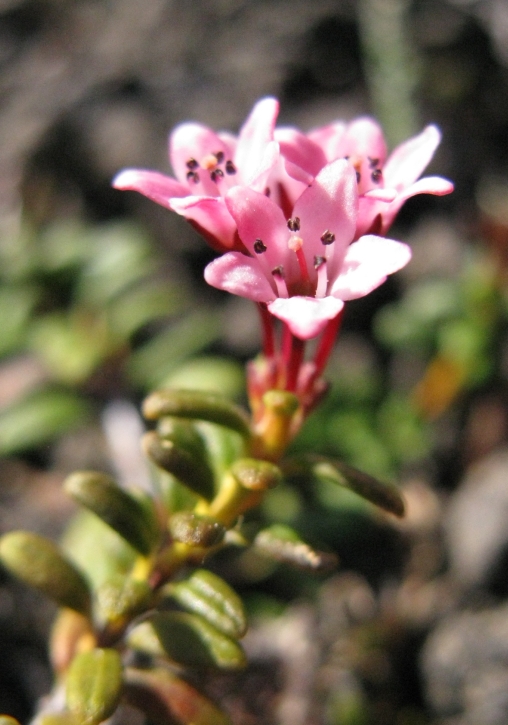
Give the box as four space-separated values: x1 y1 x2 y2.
169 513 225 547
64 471 159 556
0 531 91 614
143 389 251 438
254 524 338 573
142 431 215 500
166 569 246 639
130 612 246 670
66 648 123 725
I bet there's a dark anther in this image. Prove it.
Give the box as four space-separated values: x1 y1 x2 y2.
287 217 301 232
186 158 199 170
368 157 379 169
314 255 326 268
214 151 225 164
320 230 335 245
272 265 285 277
264 187 271 197
225 160 237 174
371 168 382 183
211 168 224 183
356 171 361 183
186 171 200 183
254 239 267 254
344 155 350 160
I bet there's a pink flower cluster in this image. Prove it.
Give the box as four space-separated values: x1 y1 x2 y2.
113 98 453 341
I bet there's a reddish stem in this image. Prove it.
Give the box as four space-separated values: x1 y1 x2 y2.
313 309 344 377
257 303 276 359
285 332 306 393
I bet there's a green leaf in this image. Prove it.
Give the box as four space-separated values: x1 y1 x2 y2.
254 524 338 573
66 648 123 725
285 457 405 517
0 388 90 455
95 575 152 629
0 531 91 614
166 569 247 639
168 513 225 547
143 389 251 438
142 431 215 500
130 612 246 670
64 471 159 556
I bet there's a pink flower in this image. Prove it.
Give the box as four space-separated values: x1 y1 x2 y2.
204 159 412 340
275 117 454 238
112 98 280 252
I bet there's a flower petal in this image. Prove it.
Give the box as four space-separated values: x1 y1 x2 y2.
293 158 358 283
112 169 188 207
225 186 295 277
169 196 238 251
339 117 388 165
275 127 327 176
268 296 344 339
383 125 442 189
169 122 228 194
235 97 280 185
330 235 412 300
204 252 275 302
307 121 347 162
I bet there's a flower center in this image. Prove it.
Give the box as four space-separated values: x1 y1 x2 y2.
185 152 237 186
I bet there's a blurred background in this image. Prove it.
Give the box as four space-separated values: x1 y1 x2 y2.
2 0 508 722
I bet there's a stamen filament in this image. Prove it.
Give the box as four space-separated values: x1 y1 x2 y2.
272 267 289 298
314 256 328 298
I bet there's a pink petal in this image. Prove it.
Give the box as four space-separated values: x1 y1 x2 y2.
307 121 347 162
204 252 275 302
383 125 441 189
364 187 398 202
169 195 238 251
339 117 388 164
330 235 411 300
112 169 188 207
275 127 327 176
268 296 344 339
249 140 281 193
225 186 295 275
394 175 454 201
293 158 358 283
169 122 228 193
235 97 279 184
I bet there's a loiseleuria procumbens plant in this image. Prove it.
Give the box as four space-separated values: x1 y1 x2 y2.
0 98 453 725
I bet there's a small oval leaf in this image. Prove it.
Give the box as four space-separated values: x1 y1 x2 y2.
64 471 159 555
254 524 338 573
142 431 215 500
0 531 91 614
143 389 251 438
66 648 123 725
167 569 247 639
132 612 246 671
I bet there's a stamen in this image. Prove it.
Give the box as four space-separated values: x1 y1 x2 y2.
287 216 301 232
288 234 310 285
264 187 271 197
271 266 289 298
320 230 335 245
254 239 267 254
368 157 379 168
371 168 382 183
225 160 237 174
201 153 219 170
186 170 200 183
356 171 361 183
186 158 199 170
210 168 224 183
214 151 225 164
314 256 328 297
